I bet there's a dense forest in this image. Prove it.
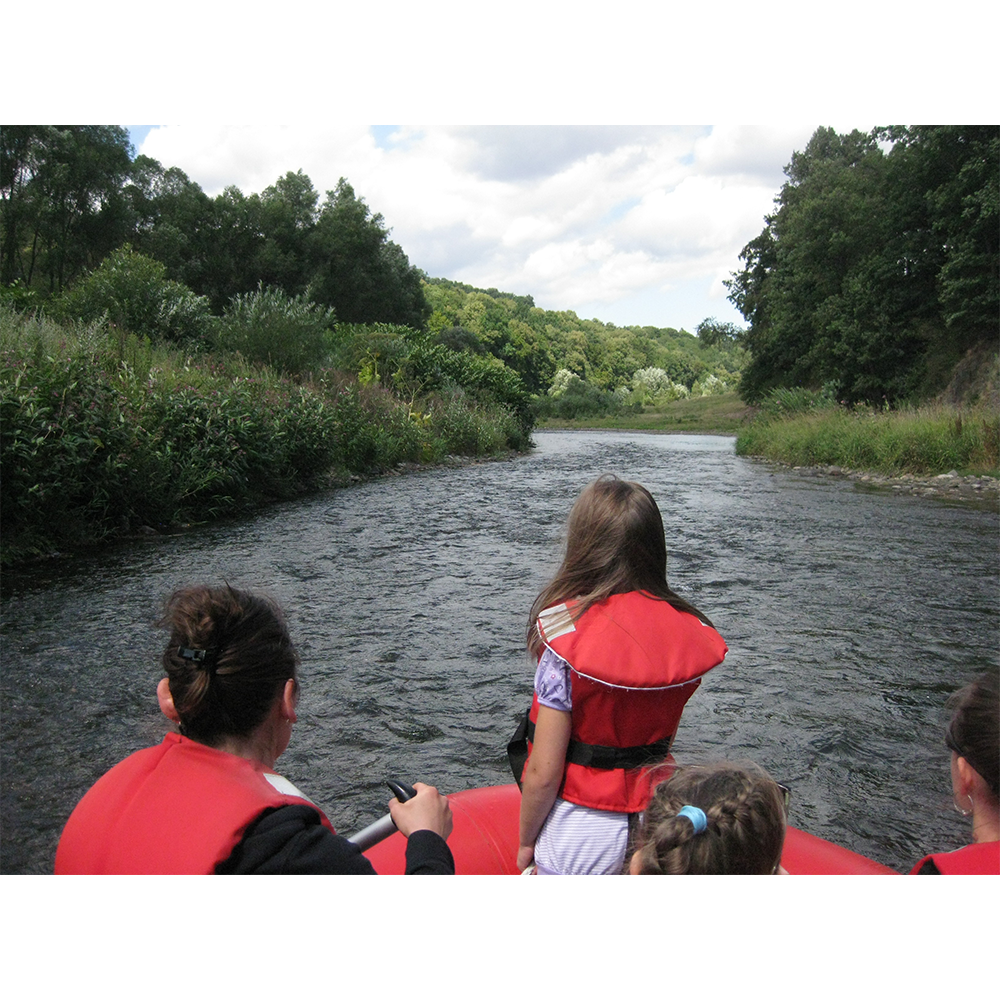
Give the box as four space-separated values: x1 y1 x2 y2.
421 278 741 412
727 126 998 405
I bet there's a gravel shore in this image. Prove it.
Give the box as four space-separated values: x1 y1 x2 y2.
755 460 1000 512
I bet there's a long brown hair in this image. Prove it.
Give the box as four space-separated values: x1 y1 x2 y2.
527 475 712 656
159 584 299 745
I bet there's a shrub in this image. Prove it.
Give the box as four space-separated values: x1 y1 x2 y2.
423 388 523 457
736 402 999 476
532 377 628 420
56 246 212 346
759 383 838 417
548 368 583 397
213 286 335 375
313 375 423 473
332 323 534 439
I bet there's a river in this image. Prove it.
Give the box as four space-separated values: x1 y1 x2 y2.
2 430 997 874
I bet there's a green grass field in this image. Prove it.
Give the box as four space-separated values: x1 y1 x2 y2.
536 392 752 435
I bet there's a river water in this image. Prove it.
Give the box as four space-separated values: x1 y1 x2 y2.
2 430 997 874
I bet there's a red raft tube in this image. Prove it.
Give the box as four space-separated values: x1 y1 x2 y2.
363 783 897 875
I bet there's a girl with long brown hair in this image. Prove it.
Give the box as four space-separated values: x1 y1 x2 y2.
516 475 728 874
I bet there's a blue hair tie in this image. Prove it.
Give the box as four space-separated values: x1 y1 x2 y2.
677 805 708 834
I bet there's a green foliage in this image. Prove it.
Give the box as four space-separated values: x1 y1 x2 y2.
212 285 334 375
423 277 740 398
308 179 430 330
5 133 431 334
328 322 533 441
695 317 742 347
56 245 211 345
0 280 38 311
692 372 735 397
531 377 631 421
125 156 217 297
422 389 526 457
310 375 423 473
0 304 530 564
630 366 689 402
547 368 583 397
736 403 999 477
1 126 134 293
436 325 486 354
728 126 1000 406
759 384 838 417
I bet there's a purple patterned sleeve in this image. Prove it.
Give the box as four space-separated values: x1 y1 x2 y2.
534 647 572 711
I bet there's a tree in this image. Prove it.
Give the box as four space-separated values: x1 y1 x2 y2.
728 128 936 403
256 170 319 296
308 179 430 329
125 155 216 295
213 285 334 374
57 245 211 344
1 126 133 293
1 126 37 286
896 126 999 343
695 317 741 347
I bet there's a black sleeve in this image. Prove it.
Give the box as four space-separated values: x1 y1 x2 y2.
217 805 454 875
400 829 456 875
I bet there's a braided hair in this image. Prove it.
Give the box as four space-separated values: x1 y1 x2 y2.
630 761 786 875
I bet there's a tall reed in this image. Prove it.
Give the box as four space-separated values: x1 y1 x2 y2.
736 403 999 476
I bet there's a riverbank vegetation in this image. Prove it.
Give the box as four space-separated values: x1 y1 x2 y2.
0 129 538 564
0 301 530 564
736 385 999 477
728 126 997 407
2 125 998 562
423 279 743 398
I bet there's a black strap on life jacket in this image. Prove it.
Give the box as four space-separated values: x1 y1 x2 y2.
506 709 675 790
526 718 674 771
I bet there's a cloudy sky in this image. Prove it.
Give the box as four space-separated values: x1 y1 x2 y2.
130 124 872 333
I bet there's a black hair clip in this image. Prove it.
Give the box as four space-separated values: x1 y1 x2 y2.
178 646 217 668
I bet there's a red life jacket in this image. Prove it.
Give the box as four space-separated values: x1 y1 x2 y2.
54 732 335 874
909 841 1000 875
527 591 727 813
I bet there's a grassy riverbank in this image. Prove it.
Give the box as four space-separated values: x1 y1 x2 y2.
536 392 751 434
0 307 528 565
736 402 1000 478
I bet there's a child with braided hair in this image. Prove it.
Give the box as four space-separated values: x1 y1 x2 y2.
628 761 788 875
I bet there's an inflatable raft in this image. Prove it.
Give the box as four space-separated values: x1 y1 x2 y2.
362 783 898 874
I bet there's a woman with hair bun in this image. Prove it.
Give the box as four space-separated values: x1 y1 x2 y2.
627 761 788 875
910 672 999 875
55 584 454 875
